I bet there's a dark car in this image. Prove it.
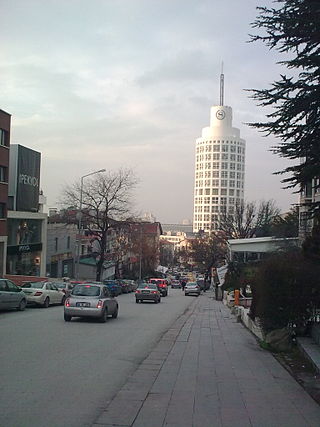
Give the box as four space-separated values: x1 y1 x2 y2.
135 283 161 304
115 279 130 294
149 278 168 297
0 279 27 311
103 280 122 297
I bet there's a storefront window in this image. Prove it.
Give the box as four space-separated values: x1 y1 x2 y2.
7 219 42 245
6 251 42 276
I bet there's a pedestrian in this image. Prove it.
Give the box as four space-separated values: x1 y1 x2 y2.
181 279 186 291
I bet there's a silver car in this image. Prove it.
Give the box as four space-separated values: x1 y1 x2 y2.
64 283 118 323
0 279 27 311
184 282 201 297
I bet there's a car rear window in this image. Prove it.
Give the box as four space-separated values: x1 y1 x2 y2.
72 285 101 297
21 282 45 289
138 284 157 290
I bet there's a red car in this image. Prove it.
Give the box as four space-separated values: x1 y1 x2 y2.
149 278 168 297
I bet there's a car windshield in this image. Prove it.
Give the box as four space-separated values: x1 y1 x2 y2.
21 282 45 289
72 285 101 297
187 283 197 287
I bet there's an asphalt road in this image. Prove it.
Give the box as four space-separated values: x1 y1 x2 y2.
0 288 194 427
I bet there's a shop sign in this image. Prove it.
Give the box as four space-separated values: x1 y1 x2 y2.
7 242 42 255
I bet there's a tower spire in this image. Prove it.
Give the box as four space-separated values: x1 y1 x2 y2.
220 62 224 106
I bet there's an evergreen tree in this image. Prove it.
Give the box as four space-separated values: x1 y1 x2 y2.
248 0 320 211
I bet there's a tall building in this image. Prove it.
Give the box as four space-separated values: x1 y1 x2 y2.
193 73 246 233
0 109 11 276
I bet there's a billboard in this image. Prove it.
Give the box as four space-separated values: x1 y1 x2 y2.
16 145 41 212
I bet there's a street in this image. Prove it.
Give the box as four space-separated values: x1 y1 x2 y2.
0 288 193 427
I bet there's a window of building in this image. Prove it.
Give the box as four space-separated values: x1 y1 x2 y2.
212 206 219 212
230 163 235 170
204 197 210 203
237 164 242 170
221 197 227 205
205 154 211 161
230 145 236 152
221 189 227 195
222 153 228 160
212 197 219 204
222 145 229 152
204 179 210 186
221 162 228 169
221 171 228 178
212 153 220 160
67 236 71 249
0 203 6 218
228 206 234 214
229 197 235 204
205 188 210 195
230 154 236 161
212 179 219 186
229 189 235 196
221 180 228 187
212 162 219 169
55 238 58 252
0 129 8 147
212 188 218 195
199 189 203 195
212 171 219 178
205 171 211 178
203 206 210 212
0 166 7 183
229 180 235 187
213 145 220 152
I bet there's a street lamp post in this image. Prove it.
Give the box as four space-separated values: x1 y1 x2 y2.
75 168 106 279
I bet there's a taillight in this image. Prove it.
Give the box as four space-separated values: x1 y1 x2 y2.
65 298 70 307
135 290 141 294
34 291 43 296
151 291 157 294
97 300 103 308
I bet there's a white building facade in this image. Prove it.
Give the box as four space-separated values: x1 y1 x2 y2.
193 104 246 233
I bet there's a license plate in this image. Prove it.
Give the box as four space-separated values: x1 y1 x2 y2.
142 290 149 294
76 302 90 307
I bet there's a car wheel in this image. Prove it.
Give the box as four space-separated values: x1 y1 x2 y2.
43 297 50 308
17 298 27 311
61 295 66 305
100 309 108 323
64 314 72 322
112 307 118 318
136 299 139 303
185 293 187 296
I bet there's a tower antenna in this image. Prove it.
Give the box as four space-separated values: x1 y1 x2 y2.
220 62 224 106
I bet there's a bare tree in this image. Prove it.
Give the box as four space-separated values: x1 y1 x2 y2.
61 169 137 281
219 200 280 239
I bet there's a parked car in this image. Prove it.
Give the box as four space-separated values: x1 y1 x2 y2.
184 282 201 297
0 279 27 311
149 278 168 296
171 280 181 289
122 279 137 292
103 280 122 297
54 282 75 297
20 281 65 307
116 279 130 294
135 283 161 304
64 283 119 322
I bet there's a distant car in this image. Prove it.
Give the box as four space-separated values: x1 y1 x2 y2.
135 283 161 304
64 283 118 322
0 279 27 311
184 282 201 297
171 280 181 289
103 280 122 297
149 278 168 296
20 281 65 307
54 282 75 297
116 279 130 294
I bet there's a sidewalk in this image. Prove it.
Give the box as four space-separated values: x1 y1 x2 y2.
93 291 320 427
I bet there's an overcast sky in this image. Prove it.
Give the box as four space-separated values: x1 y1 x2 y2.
1 0 298 223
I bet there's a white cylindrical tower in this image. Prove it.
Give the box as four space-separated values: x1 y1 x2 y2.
193 104 245 233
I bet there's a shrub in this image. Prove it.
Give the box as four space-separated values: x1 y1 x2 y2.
251 251 320 333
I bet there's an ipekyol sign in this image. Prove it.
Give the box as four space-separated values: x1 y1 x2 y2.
16 145 41 212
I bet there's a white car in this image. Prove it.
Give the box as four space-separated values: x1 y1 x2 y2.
20 281 65 308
